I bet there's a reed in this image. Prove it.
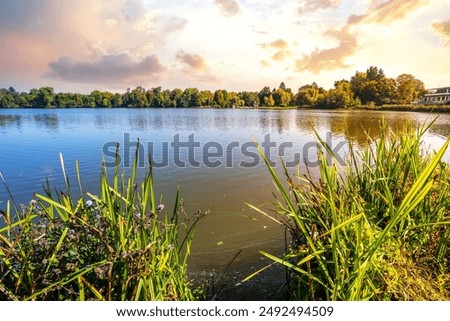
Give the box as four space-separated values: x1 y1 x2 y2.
247 120 450 300
0 145 200 300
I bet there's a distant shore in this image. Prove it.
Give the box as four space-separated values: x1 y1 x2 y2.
1 104 450 112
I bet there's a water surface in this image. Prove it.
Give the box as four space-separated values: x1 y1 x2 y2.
1 108 449 297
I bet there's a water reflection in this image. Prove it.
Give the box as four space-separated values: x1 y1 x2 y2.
295 114 317 132
429 123 450 138
294 111 425 146
128 114 149 130
94 114 117 129
34 114 59 130
0 114 21 128
273 113 287 134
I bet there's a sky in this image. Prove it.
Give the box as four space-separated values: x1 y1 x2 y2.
0 0 449 93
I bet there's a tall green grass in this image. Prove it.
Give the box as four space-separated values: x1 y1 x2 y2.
247 120 450 300
0 146 200 300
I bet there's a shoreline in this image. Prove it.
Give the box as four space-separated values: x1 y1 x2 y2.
1 104 449 112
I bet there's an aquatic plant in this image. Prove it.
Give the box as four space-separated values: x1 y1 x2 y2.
0 146 201 300
247 120 450 300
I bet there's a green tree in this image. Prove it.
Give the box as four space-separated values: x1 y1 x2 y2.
33 87 55 107
228 92 244 108
170 88 183 107
239 91 259 107
156 89 172 107
263 94 275 107
351 67 397 105
317 80 359 109
396 74 426 104
0 88 17 107
258 86 271 106
272 88 292 107
111 93 123 107
294 83 323 106
199 90 214 107
214 89 229 107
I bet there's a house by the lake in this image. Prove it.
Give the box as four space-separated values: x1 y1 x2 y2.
418 86 450 104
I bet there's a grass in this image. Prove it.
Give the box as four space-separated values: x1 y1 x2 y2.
0 145 201 300
246 119 450 300
350 104 450 113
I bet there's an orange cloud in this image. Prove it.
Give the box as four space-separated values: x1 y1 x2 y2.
369 0 427 24
349 0 428 25
432 20 450 46
271 51 291 62
175 50 218 84
259 39 292 62
295 27 358 72
297 0 341 14
176 50 207 71
294 0 427 73
214 0 241 17
260 39 288 49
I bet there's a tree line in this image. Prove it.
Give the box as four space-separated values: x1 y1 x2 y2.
0 66 427 109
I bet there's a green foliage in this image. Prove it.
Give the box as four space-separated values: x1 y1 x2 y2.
294 83 324 106
248 121 450 300
396 74 426 104
0 66 436 109
350 67 397 105
0 151 201 301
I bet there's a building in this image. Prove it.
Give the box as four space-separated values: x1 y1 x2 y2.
418 86 450 104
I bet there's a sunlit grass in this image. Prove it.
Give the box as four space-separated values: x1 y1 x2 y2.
0 145 200 300
247 120 450 300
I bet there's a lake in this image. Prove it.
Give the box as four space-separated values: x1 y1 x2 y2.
0 108 449 298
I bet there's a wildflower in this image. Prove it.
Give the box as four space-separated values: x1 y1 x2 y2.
157 204 165 213
85 200 94 208
30 199 38 207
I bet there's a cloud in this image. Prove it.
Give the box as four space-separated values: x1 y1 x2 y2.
295 27 358 72
47 54 165 83
259 39 292 62
175 50 219 84
432 20 450 46
297 0 341 14
122 0 147 23
349 0 428 25
161 17 188 33
369 0 427 24
294 0 427 73
260 60 271 67
176 50 207 70
214 0 241 16
260 39 288 49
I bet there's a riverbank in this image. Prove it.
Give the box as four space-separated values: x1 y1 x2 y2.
292 104 450 113
349 104 450 113
2 104 449 112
